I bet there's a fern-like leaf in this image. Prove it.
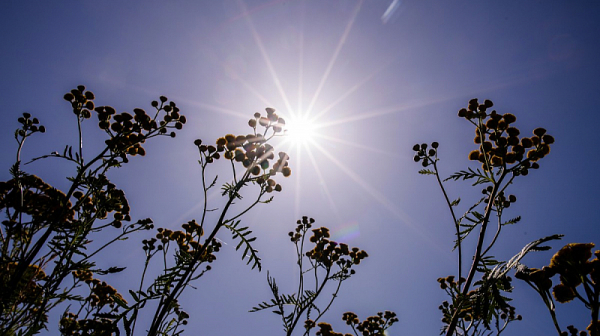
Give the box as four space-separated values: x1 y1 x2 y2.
418 169 436 175
501 216 521 226
224 220 262 270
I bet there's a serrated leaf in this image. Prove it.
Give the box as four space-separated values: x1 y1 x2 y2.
224 221 261 270
418 169 436 175
501 216 521 226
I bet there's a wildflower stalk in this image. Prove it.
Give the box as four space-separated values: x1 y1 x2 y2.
431 159 463 283
445 170 506 336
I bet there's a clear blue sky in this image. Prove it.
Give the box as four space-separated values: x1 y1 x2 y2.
1 1 599 335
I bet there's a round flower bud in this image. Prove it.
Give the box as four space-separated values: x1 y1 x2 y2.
543 134 554 144
248 119 257 127
521 137 533 148
259 117 269 127
533 127 546 137
506 127 520 137
503 113 517 124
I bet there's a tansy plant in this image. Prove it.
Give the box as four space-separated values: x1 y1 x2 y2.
0 86 292 336
252 216 398 336
516 242 600 336
412 98 562 336
138 106 292 336
0 85 183 335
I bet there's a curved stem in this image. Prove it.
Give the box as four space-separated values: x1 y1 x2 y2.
445 170 507 336
147 173 249 336
433 159 462 283
287 267 331 336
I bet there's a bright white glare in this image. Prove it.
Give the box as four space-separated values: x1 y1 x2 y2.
285 115 317 146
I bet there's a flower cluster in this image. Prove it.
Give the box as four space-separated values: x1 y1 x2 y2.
353 311 399 336
517 243 600 318
0 175 74 232
305 227 368 269
153 221 220 262
63 85 96 118
0 262 46 305
72 269 94 283
289 216 315 242
561 325 589 336
315 322 350 336
16 112 46 137
413 142 439 167
194 108 291 192
250 107 286 133
71 177 130 229
59 313 118 336
64 86 185 162
86 279 126 309
457 99 554 173
481 186 517 209
315 311 398 336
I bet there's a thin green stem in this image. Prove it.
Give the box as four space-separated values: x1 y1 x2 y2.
445 170 507 336
433 159 462 283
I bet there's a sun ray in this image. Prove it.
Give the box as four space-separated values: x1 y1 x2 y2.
303 140 341 220
314 133 396 157
238 0 296 119
312 58 396 121
305 0 363 116
293 144 303 218
178 99 249 120
310 140 443 251
237 76 274 108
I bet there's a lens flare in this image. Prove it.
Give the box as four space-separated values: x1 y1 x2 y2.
285 115 317 146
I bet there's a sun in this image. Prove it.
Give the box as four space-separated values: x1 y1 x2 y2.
283 114 319 147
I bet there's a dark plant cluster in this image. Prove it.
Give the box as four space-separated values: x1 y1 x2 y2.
255 216 394 336
438 275 521 331
150 222 221 262
193 107 291 193
70 175 131 229
59 312 118 336
16 112 46 137
0 86 179 335
305 226 368 269
458 98 554 174
411 98 563 336
64 86 185 164
516 243 600 336
313 311 398 336
0 174 74 236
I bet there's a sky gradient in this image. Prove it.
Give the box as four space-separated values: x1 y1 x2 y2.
1 1 600 335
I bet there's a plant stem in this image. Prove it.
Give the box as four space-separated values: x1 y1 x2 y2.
445 170 506 336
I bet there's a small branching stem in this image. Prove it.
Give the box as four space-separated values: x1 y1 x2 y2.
445 169 507 336
147 173 249 336
433 160 462 283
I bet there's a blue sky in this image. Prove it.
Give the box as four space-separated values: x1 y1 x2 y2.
1 1 600 335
